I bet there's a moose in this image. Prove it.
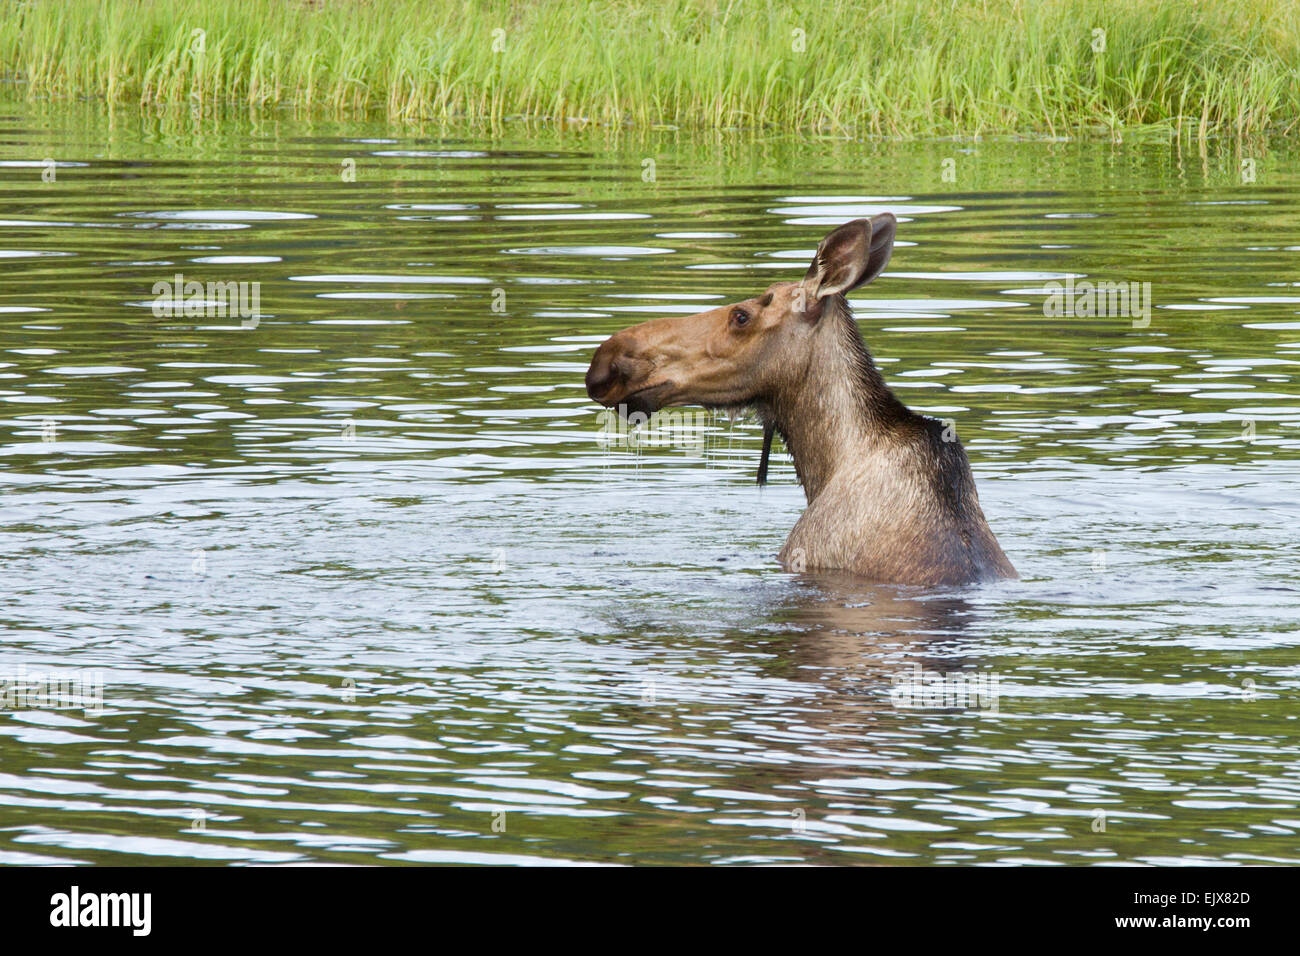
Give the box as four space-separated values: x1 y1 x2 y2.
585 214 1017 587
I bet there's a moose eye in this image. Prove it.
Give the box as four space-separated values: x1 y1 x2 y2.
730 308 751 327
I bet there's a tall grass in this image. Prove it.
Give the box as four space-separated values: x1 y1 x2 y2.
2 0 1297 138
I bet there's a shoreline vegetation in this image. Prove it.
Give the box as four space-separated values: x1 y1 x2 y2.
2 0 1297 139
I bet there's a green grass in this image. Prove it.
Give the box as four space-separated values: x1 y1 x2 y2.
2 0 1298 138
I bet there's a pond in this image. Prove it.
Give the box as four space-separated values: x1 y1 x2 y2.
1 105 1298 865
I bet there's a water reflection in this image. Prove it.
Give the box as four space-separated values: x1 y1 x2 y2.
0 106 1298 865
775 573 974 673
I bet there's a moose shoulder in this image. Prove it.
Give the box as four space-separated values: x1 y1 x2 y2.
585 214 1017 586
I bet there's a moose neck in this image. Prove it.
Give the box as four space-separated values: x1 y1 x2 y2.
765 297 910 503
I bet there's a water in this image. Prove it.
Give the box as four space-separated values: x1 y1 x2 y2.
1 105 1298 865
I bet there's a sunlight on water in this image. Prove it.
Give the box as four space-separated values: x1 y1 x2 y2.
1 107 1298 865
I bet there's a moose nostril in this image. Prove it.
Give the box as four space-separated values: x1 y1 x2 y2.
585 353 623 398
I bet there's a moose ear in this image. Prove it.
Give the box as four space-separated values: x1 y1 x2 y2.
802 213 896 302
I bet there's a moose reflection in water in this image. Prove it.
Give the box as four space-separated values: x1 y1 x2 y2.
765 570 997 709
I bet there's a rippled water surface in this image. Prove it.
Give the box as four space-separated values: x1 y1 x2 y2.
1 106 1299 865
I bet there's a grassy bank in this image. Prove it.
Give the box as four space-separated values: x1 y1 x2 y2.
2 0 1297 138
